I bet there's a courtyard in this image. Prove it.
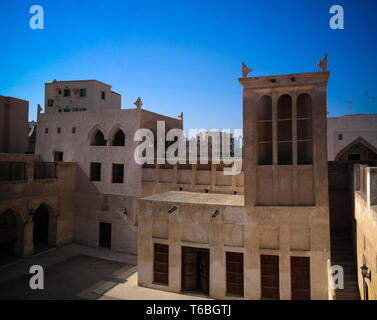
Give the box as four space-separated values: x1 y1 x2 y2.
0 244 209 300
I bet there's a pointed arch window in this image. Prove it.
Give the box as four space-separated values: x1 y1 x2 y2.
112 129 125 146
90 129 106 146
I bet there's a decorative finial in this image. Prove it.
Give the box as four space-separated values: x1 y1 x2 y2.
317 54 328 71
134 97 143 109
37 104 42 115
178 112 183 120
242 62 253 78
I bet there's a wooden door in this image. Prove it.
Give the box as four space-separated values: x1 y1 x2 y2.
153 243 169 284
291 256 310 300
260 255 279 299
182 248 198 291
99 222 111 249
226 252 244 296
199 251 210 294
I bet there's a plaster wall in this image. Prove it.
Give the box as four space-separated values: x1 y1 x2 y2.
354 166 377 300
137 191 330 300
327 114 377 161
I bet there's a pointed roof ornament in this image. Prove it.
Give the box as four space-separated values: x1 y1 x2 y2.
134 97 143 109
242 62 253 78
37 104 42 115
317 54 328 71
178 112 183 121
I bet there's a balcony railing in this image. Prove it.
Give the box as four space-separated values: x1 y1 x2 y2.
34 162 57 180
0 161 27 181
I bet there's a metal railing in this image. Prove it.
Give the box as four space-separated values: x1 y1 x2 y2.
0 161 27 181
34 162 57 180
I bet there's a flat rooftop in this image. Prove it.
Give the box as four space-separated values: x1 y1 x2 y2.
141 191 244 207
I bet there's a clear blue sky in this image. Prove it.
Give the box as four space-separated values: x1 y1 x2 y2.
1 0 377 131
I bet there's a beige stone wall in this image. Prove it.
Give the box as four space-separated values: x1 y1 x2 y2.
0 153 76 257
0 96 29 153
354 166 377 300
327 114 377 161
36 106 182 254
136 71 331 300
44 80 121 113
137 191 330 299
141 163 244 196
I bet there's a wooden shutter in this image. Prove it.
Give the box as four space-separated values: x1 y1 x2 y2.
154 243 169 285
260 255 279 299
291 256 310 300
226 252 244 296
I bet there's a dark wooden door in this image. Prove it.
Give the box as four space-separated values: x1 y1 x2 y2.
182 247 209 294
99 222 111 249
153 243 169 284
260 255 279 299
199 251 210 294
291 256 310 300
182 248 198 291
226 252 244 296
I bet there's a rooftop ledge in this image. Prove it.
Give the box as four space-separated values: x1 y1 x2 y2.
140 191 244 207
238 71 330 89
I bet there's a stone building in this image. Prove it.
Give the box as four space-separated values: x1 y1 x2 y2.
327 114 377 161
44 79 121 113
0 95 29 153
136 67 331 299
36 80 183 255
0 96 76 264
353 164 377 300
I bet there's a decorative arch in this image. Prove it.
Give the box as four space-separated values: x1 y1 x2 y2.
89 127 107 146
108 124 126 146
0 208 25 259
87 124 104 141
31 200 58 217
0 206 25 223
32 202 58 248
0 207 24 222
335 137 377 161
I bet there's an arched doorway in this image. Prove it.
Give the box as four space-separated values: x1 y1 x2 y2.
335 137 377 162
33 203 52 254
0 209 19 265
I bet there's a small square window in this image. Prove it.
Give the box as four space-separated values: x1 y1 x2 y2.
64 89 70 97
45 128 48 134
80 88 87 97
101 91 106 100
338 134 343 140
90 163 101 181
72 127 76 134
57 128 61 134
47 99 54 107
54 151 63 162
112 164 124 183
